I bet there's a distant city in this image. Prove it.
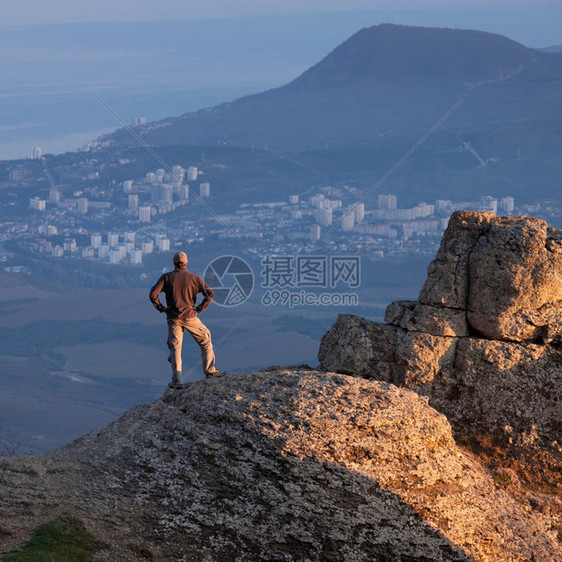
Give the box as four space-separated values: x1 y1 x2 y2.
1 144 559 280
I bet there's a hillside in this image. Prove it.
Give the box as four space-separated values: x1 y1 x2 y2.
1 369 559 561
98 23 562 204
107 24 562 151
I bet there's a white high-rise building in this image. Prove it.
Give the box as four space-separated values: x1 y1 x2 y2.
141 240 154 254
341 210 355 231
200 182 210 198
161 184 173 202
107 232 119 246
30 198 46 211
49 188 60 203
310 224 321 242
130 249 143 265
109 249 122 264
90 233 102 249
117 244 128 259
177 184 189 201
119 243 129 259
378 194 397 210
139 206 152 223
414 203 435 218
289 195 299 204
98 244 110 259
317 207 333 226
31 147 42 159
310 194 325 207
353 202 365 223
128 194 139 210
187 166 198 181
479 195 498 214
124 231 136 244
123 180 134 193
156 235 170 251
63 238 77 252
76 198 88 214
499 196 515 214
172 165 184 181
435 200 452 213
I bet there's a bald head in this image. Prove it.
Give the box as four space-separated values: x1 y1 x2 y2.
173 251 188 267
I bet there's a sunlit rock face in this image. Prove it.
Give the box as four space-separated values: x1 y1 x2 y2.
0 369 559 561
418 212 562 343
319 212 562 456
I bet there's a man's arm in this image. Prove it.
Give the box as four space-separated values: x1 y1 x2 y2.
195 279 215 314
149 276 167 313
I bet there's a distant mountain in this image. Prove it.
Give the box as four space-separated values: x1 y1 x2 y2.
286 24 539 89
107 24 562 152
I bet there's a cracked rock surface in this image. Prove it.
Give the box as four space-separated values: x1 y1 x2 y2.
418 211 562 343
319 212 562 458
1 369 559 561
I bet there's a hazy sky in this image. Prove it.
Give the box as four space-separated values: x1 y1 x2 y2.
2 0 561 47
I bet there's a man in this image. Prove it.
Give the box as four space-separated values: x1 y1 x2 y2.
149 251 223 387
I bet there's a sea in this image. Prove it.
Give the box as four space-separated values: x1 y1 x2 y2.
0 15 378 161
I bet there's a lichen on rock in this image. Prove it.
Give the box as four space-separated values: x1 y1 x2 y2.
1 369 559 561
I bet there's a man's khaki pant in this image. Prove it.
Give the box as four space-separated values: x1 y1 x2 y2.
167 316 217 376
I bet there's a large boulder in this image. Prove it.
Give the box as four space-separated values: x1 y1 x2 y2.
419 211 562 342
0 369 559 561
466 217 562 341
319 212 562 461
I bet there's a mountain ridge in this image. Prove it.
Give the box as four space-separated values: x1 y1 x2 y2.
285 24 541 89
107 23 562 151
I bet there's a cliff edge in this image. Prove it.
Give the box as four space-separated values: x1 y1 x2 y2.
1 369 559 561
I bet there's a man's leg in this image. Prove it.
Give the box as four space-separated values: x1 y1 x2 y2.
183 316 219 376
167 319 183 384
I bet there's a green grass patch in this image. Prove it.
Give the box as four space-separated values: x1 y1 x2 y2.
3 513 105 561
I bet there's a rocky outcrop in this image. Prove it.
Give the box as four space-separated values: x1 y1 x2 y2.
417 211 562 342
319 212 562 466
1 369 559 561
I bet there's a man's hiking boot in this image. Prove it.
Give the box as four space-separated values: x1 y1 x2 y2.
168 372 183 388
205 370 226 378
